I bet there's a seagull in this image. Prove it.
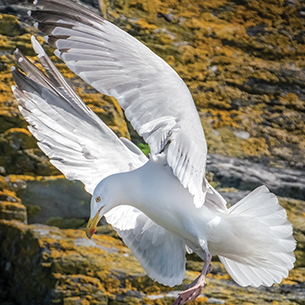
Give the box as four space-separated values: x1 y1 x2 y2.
12 0 296 304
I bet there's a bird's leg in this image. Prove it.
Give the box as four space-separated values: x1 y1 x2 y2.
171 251 212 305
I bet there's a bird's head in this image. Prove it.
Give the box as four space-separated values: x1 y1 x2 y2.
85 179 115 239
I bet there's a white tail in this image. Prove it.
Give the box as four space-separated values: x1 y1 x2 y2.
212 186 296 287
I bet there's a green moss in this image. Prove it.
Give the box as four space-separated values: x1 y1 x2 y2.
27 204 41 216
45 217 86 229
121 296 141 305
0 14 24 37
137 143 150 156
4 127 37 151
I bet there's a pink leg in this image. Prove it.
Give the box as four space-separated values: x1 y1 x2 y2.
171 252 212 305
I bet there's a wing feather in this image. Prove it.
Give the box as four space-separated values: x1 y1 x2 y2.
12 38 147 194
30 0 209 207
105 206 186 286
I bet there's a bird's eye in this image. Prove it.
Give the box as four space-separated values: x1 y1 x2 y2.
95 196 101 202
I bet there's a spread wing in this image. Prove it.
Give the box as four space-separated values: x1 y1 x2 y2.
12 36 147 194
30 0 209 207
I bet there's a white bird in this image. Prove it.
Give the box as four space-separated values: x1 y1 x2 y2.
12 0 296 304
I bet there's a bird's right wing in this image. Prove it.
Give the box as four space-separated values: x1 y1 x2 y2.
12 36 147 194
105 205 186 287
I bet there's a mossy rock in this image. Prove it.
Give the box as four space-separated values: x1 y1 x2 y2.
0 1 305 304
17 176 91 223
3 148 60 175
0 221 141 304
0 110 27 134
4 127 37 152
0 201 27 223
0 215 305 305
45 217 86 229
0 14 24 37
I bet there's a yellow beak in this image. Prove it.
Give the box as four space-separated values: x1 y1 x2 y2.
85 205 104 239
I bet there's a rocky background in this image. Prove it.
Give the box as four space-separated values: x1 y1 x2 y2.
0 0 305 304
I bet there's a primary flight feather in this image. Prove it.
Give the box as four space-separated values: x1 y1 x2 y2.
12 1 296 304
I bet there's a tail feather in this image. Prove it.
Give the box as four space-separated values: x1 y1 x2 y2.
219 257 290 287
235 259 282 286
216 185 296 287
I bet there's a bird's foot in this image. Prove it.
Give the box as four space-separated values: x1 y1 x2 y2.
171 274 206 305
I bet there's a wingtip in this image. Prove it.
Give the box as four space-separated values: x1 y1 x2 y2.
34 22 39 30
13 48 20 56
31 35 46 57
54 49 61 59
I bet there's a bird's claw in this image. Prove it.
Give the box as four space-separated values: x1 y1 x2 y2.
171 279 206 305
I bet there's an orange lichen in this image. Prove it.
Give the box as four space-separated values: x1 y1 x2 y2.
208 109 240 129
0 189 17 198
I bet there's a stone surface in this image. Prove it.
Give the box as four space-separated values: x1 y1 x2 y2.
207 154 305 201
0 210 305 305
0 0 305 304
16 176 91 224
0 201 26 223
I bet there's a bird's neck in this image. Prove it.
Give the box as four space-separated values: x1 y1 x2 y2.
106 170 143 209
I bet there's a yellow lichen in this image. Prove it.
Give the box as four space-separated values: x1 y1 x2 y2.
103 276 121 293
130 0 160 19
143 285 161 295
136 18 158 32
241 137 270 157
59 239 77 252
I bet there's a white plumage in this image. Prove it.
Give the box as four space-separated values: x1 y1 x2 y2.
12 1 296 304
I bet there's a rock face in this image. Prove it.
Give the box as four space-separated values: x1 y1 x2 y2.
0 198 305 305
207 154 305 201
0 0 305 304
16 176 91 224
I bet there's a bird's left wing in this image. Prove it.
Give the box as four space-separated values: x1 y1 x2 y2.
12 37 147 194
